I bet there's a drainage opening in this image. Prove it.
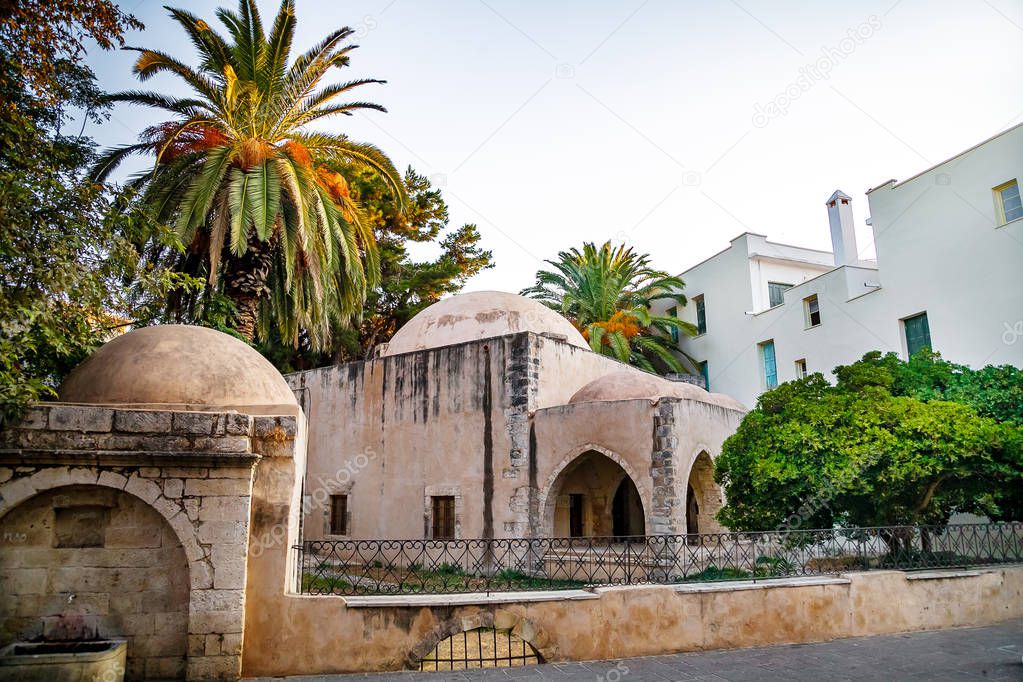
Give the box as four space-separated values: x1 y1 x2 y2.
418 627 542 671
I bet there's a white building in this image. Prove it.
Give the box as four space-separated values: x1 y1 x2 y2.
663 124 1023 409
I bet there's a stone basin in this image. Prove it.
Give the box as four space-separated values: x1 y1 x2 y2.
0 639 127 682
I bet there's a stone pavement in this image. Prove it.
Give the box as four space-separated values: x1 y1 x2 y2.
247 619 1023 681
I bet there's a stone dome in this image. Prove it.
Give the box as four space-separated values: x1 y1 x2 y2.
568 370 745 411
380 291 588 357
59 325 299 414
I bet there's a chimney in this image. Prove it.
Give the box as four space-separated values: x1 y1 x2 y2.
826 190 858 266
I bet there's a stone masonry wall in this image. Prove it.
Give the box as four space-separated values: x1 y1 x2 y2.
0 486 190 680
0 403 298 681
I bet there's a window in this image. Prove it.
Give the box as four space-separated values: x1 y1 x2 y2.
795 358 808 378
431 495 456 539
803 294 821 327
760 340 778 389
995 180 1022 224
329 494 348 535
903 312 932 358
694 295 706 335
569 494 585 537
667 306 679 344
768 282 792 308
698 361 710 391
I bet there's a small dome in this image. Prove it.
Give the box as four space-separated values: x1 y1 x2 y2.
569 370 744 411
59 325 299 414
380 291 588 357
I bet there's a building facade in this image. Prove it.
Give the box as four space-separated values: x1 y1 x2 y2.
662 124 1023 409
288 291 745 543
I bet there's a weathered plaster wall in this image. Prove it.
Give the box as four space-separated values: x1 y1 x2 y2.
0 403 296 681
531 397 743 536
240 567 1023 676
0 485 189 680
288 333 635 541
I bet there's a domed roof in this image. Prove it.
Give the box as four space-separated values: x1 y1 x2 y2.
380 291 588 357
568 370 745 411
59 325 299 414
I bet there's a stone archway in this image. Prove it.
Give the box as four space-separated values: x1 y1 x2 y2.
684 451 724 536
0 484 190 680
541 448 647 538
407 610 555 670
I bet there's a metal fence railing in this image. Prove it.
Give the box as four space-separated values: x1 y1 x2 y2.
293 523 1023 596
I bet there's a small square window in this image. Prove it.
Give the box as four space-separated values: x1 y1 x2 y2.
995 180 1022 225
803 295 821 328
768 282 792 308
329 494 348 535
431 496 455 540
795 358 808 378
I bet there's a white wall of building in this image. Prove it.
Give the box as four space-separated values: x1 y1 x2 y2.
662 124 1023 409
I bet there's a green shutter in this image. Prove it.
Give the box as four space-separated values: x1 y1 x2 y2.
904 313 931 357
761 341 777 388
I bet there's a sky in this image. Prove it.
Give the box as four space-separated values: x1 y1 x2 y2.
85 0 1023 293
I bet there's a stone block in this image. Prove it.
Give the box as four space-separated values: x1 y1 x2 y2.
124 473 162 505
172 411 219 435
0 476 37 511
28 466 72 492
0 467 11 484
185 478 251 497
66 467 99 486
188 588 243 613
113 410 172 434
189 609 244 634
188 634 206 657
186 654 241 681
183 499 200 521
220 632 243 656
190 560 214 590
493 608 518 631
163 478 184 498
198 520 248 546
205 633 223 656
0 568 48 595
18 407 48 429
191 436 251 454
253 415 297 438
223 413 252 436
139 467 161 478
97 470 128 489
48 406 113 432
198 496 249 522
211 546 249 590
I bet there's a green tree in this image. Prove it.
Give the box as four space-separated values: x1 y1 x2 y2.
522 241 697 374
714 353 1023 540
93 0 406 348
0 1 191 426
260 167 493 370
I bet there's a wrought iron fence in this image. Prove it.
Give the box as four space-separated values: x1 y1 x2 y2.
294 522 1023 596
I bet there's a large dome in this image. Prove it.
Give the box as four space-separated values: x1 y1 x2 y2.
59 325 299 414
380 291 588 357
569 370 745 411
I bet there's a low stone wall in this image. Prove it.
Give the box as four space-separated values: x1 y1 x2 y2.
241 565 1023 676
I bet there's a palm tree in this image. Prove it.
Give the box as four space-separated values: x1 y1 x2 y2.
522 242 698 374
93 0 405 347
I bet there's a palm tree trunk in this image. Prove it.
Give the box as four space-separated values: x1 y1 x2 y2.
223 234 275 343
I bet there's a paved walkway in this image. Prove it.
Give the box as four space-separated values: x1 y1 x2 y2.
249 619 1023 681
